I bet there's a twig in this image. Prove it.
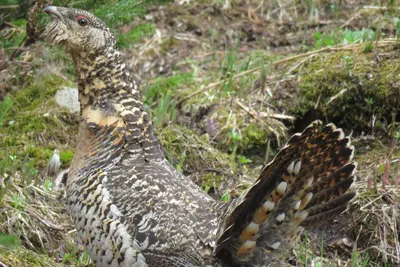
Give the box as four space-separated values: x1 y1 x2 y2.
0 5 19 9
326 88 348 106
67 229 77 235
236 100 295 121
25 209 70 231
3 22 24 32
236 100 259 120
363 5 400 10
360 195 383 211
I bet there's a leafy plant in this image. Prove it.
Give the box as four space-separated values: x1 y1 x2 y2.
237 155 252 164
220 190 230 202
314 28 379 49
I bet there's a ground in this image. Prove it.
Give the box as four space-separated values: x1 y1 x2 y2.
1 0 400 266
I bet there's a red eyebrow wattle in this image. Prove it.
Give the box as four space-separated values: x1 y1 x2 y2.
75 15 88 21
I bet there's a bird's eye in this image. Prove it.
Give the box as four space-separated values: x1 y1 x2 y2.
76 16 88 26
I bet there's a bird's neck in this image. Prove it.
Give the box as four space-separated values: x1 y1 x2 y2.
73 48 137 110
72 48 164 162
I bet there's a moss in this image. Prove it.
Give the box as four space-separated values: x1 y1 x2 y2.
0 74 78 169
283 44 400 133
0 247 62 267
24 146 53 167
13 75 67 110
242 123 270 148
60 150 74 167
200 172 224 192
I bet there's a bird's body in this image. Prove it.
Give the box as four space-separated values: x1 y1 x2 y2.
42 6 356 267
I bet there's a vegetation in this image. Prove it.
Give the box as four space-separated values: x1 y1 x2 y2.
1 0 400 266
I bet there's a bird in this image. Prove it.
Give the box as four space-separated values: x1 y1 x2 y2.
41 6 356 267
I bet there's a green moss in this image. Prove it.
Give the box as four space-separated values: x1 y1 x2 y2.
0 74 77 169
13 75 67 110
285 44 400 133
242 123 270 148
24 146 53 167
60 150 74 167
0 247 62 267
200 172 224 192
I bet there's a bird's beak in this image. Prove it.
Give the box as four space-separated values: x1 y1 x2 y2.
43 6 63 20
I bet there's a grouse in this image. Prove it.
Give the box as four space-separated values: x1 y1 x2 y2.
42 6 356 267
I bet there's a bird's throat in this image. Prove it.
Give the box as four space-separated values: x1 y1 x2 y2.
72 49 163 162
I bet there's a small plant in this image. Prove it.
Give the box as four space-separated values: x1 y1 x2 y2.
153 90 177 128
350 250 370 267
10 194 26 210
396 20 400 40
221 40 240 92
175 151 186 174
314 31 338 49
230 129 241 158
313 28 379 50
343 29 376 44
343 55 353 76
0 96 13 125
220 190 230 202
237 155 252 164
298 231 310 266
43 179 54 193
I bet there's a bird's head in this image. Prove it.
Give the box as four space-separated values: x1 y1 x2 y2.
42 6 116 55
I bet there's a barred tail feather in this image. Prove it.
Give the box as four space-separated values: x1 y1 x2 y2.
214 121 356 267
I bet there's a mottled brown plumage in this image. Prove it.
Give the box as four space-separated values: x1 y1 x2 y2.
42 6 356 267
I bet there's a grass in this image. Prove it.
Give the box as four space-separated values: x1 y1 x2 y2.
296 231 371 267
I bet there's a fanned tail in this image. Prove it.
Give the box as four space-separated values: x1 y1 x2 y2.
214 121 356 267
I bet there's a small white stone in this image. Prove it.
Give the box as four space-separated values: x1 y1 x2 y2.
54 86 80 113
